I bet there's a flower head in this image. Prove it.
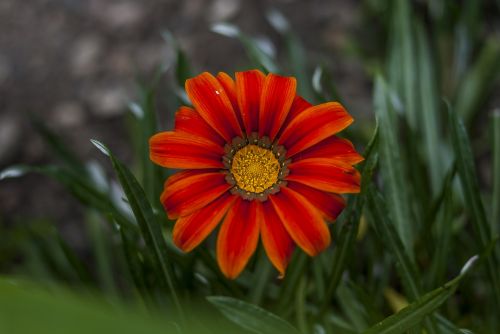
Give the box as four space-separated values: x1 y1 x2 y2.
150 70 363 279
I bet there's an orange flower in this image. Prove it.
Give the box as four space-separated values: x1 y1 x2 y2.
150 70 363 279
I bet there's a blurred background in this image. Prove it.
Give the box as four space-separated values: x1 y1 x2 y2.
0 0 371 252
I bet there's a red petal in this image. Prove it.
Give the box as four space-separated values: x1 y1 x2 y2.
278 102 353 157
173 193 236 252
185 72 243 141
293 136 364 166
261 201 295 277
287 182 345 221
270 187 331 256
217 198 261 279
174 106 225 146
161 170 231 219
279 95 312 135
216 72 244 129
236 70 265 135
259 74 297 140
287 158 361 193
149 131 224 169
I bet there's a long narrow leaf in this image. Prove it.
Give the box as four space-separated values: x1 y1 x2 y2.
362 256 478 334
319 124 379 314
208 296 301 334
448 108 500 306
492 110 500 236
90 140 184 321
374 75 413 252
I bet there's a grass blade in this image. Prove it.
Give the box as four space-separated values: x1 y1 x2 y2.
362 256 478 334
492 110 500 236
90 139 184 321
454 40 500 124
207 296 301 334
319 124 379 315
448 107 500 307
415 22 443 195
374 75 413 252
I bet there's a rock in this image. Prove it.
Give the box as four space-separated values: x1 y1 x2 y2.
70 35 103 77
87 85 130 117
52 101 87 127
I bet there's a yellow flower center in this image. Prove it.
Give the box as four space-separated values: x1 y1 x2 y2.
230 144 280 193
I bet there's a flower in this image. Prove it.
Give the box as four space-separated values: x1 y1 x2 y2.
150 70 363 279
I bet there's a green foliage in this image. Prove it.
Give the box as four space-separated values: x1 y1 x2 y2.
1 2 500 334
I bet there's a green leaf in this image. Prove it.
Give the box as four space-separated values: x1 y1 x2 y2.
492 110 500 236
455 40 500 124
207 296 301 334
366 186 443 333
362 256 478 334
415 22 443 195
388 0 418 130
90 139 184 321
374 75 413 252
211 22 279 73
0 164 133 230
448 107 500 306
319 123 379 315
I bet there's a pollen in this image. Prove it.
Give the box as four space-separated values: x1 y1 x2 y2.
231 144 280 193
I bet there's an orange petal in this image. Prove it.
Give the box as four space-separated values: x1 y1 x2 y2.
287 158 361 194
173 192 236 252
236 70 265 135
216 72 244 129
259 73 297 140
278 102 353 157
261 201 295 277
270 187 331 256
149 131 224 169
287 182 345 222
174 106 225 146
161 170 231 219
217 198 261 279
185 72 243 142
278 95 312 136
293 136 364 166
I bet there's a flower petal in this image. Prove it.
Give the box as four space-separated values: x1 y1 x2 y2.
173 192 236 252
259 74 297 140
293 136 364 166
281 95 312 131
216 72 244 129
217 198 261 279
236 70 265 135
287 182 345 222
161 170 231 219
174 106 225 146
185 72 243 141
279 102 353 157
287 158 361 193
149 131 224 169
270 187 330 256
261 201 295 277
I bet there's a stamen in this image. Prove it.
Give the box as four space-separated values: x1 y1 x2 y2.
231 144 280 193
223 133 290 201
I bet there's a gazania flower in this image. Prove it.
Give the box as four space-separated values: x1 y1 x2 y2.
150 70 363 279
